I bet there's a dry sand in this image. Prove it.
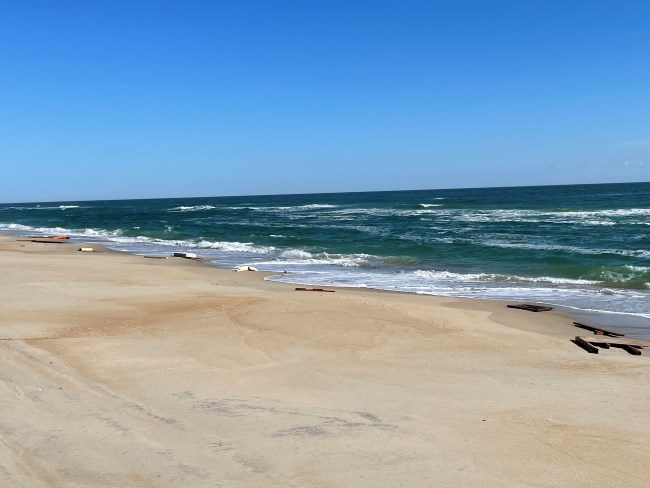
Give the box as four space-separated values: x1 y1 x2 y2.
0 235 648 487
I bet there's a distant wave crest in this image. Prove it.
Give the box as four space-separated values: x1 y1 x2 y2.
168 205 217 212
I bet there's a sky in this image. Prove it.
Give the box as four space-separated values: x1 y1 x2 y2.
0 0 648 202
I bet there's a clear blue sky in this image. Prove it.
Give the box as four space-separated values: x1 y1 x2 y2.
0 0 648 202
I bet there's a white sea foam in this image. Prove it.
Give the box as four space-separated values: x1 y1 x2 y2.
59 205 80 210
195 240 274 253
0 222 69 233
411 269 600 286
81 228 124 237
0 222 273 254
236 250 385 269
0 222 125 238
279 249 313 260
168 205 216 212
249 204 339 213
598 268 650 286
270 250 377 267
412 269 502 281
557 208 650 218
108 236 275 254
478 239 650 258
380 207 650 226
625 265 650 272
326 206 636 223
294 204 338 209
330 207 446 218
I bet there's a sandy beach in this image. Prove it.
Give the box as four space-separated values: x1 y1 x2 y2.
1 234 648 487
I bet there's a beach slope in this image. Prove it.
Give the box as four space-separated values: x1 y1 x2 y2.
0 236 648 487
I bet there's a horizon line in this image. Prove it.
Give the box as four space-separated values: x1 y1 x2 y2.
1 180 648 205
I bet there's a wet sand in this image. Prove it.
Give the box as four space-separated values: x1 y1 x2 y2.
1 235 648 487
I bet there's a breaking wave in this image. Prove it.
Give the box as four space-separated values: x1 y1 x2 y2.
247 204 339 212
168 205 217 212
411 269 600 286
479 240 650 259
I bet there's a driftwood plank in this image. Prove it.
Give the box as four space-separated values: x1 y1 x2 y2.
295 287 335 293
573 322 624 338
507 304 554 312
610 344 643 356
590 338 646 348
576 338 645 356
588 341 611 349
572 336 599 354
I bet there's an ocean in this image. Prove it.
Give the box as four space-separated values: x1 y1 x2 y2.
1 182 649 326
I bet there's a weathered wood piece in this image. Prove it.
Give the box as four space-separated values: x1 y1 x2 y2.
591 338 646 348
572 336 599 354
78 247 94 252
28 240 66 244
610 343 643 356
143 256 169 259
507 304 554 312
575 337 645 356
573 322 624 338
295 287 335 293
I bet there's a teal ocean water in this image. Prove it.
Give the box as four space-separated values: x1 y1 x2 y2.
2 182 649 322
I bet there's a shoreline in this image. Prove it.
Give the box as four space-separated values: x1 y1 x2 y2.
3 231 648 352
3 230 647 340
1 234 649 487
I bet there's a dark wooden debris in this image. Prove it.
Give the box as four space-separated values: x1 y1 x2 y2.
588 341 611 349
25 239 66 244
610 343 643 356
572 336 599 354
506 304 554 312
295 287 335 293
573 322 624 338
574 337 645 356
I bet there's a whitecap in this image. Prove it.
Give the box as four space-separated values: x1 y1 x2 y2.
168 205 216 212
410 269 600 286
478 239 650 259
250 204 339 212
